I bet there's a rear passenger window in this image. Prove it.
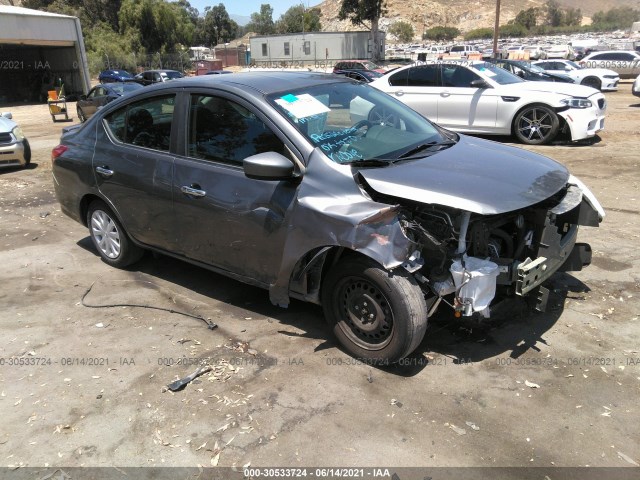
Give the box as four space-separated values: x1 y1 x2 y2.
406 65 439 86
188 94 287 166
104 95 175 151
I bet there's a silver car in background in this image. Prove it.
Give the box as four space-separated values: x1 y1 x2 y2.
0 112 30 169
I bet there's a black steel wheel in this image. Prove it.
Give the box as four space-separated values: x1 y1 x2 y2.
87 200 143 268
513 104 559 145
322 256 428 364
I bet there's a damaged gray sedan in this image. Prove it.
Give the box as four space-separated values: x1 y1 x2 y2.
51 72 604 363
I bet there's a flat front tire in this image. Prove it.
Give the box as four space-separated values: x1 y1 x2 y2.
87 200 143 268
513 104 559 145
322 257 428 364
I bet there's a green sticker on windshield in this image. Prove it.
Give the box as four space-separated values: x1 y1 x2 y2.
281 94 298 103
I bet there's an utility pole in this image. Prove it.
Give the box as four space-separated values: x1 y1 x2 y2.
492 0 501 59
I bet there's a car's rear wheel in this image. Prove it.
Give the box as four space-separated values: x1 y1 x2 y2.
322 256 428 364
581 76 602 90
77 106 86 123
513 104 559 145
87 200 143 268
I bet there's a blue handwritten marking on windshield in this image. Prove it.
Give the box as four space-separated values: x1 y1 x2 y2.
329 148 363 163
281 94 298 102
310 127 357 143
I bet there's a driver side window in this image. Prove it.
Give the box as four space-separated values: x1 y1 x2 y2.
188 94 288 166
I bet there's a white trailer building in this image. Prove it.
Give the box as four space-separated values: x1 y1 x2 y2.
0 5 90 104
249 31 385 67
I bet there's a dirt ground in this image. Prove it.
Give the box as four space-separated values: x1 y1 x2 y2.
0 82 639 476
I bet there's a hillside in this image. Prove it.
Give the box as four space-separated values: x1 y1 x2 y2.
316 0 639 36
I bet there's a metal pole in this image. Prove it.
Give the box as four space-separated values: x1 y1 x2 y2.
492 0 501 59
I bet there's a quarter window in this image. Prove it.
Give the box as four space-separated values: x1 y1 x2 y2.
188 94 287 166
104 95 175 151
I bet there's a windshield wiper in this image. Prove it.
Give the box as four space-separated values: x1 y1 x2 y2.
346 158 393 167
396 140 457 160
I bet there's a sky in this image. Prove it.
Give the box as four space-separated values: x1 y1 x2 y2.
189 1 319 21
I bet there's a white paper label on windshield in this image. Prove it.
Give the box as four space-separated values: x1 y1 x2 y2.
276 93 330 119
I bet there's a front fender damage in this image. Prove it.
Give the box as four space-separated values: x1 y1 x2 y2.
268 151 414 307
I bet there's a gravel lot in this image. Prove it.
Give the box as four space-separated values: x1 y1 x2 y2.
0 84 639 474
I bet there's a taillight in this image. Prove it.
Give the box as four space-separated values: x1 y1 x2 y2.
51 144 68 162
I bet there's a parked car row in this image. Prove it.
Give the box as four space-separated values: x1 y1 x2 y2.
97 69 185 86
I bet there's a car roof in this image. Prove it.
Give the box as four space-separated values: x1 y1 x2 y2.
128 71 351 96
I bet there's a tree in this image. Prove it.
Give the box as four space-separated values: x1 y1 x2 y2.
500 23 528 37
464 27 493 41
338 0 386 62
514 7 538 30
246 4 275 35
591 6 639 30
545 0 564 27
388 21 414 43
119 0 194 53
201 4 238 47
422 26 459 42
275 5 322 34
564 7 582 27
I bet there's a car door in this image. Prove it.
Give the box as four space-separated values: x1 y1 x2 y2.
80 87 106 118
436 64 498 131
382 65 440 122
94 94 177 250
171 92 299 283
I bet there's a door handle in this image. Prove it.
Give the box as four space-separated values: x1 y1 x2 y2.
440 91 451 98
181 185 206 198
95 166 114 178
395 90 405 97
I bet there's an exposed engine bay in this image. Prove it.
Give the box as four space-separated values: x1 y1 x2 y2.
396 179 603 318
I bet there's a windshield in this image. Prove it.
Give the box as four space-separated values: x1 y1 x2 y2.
268 82 449 164
566 61 580 69
471 63 523 85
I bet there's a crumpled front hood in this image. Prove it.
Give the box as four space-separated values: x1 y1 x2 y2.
358 135 569 215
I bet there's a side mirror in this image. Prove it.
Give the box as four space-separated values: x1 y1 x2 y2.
470 79 490 89
564 66 572 71
1 112 12 119
244 152 295 181
80 95 87 101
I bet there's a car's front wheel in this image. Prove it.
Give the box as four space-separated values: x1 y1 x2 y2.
513 104 559 145
87 200 143 268
322 256 428 364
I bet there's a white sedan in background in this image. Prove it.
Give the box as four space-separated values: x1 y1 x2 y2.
633 74 640 97
356 61 606 145
532 59 619 91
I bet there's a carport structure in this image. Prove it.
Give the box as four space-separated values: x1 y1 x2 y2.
0 5 90 104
